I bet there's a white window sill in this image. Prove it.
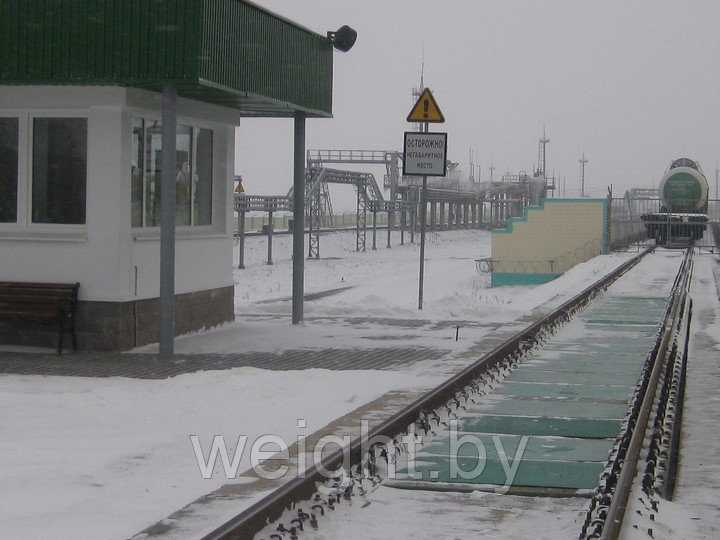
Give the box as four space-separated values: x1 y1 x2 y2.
0 227 88 242
132 227 228 242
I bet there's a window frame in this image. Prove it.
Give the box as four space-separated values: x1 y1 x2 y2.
130 112 216 230
0 115 22 226
30 115 89 226
0 110 88 238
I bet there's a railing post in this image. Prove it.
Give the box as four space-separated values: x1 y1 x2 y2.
267 209 274 265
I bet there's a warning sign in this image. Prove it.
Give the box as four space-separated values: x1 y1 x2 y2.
407 87 445 123
403 132 448 177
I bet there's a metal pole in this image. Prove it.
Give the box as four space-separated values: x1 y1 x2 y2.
372 208 377 250
419 176 427 310
267 209 273 265
238 210 245 269
410 196 415 243
159 82 177 360
418 122 429 310
292 112 306 324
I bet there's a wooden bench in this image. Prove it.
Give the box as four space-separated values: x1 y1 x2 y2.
0 282 80 354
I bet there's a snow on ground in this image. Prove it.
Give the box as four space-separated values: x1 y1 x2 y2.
3 230 705 540
0 368 441 540
305 487 588 540
148 230 641 357
234 229 639 322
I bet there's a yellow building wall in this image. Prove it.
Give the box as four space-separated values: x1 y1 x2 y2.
491 199 607 284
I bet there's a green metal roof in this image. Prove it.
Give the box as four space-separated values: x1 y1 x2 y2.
0 0 334 117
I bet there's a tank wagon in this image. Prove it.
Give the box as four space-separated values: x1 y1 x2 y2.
641 158 709 245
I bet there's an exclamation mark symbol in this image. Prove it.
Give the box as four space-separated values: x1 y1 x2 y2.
423 99 429 119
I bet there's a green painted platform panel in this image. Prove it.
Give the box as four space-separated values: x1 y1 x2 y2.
458 414 622 438
397 456 606 490
468 398 629 419
419 434 612 462
522 359 645 375
505 369 637 386
494 381 634 401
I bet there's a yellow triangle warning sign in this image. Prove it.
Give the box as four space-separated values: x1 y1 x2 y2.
407 87 445 123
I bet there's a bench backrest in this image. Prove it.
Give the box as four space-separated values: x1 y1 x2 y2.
0 282 80 314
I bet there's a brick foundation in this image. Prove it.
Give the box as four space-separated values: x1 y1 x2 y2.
0 286 234 351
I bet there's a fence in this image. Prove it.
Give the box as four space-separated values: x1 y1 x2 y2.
237 212 390 231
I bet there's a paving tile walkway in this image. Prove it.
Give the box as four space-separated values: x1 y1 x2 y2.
0 346 451 379
0 315 513 379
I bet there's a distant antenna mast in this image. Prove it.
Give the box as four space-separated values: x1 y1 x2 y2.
412 46 426 133
469 148 474 182
537 127 549 178
579 151 588 197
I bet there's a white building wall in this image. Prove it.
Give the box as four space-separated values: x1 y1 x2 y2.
0 86 238 303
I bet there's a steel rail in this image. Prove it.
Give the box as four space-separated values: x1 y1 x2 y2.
598 249 692 539
203 246 656 540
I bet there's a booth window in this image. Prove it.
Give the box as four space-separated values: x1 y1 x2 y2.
0 118 19 223
131 118 213 227
32 118 87 224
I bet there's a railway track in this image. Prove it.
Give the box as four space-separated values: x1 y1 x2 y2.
203 246 695 540
581 249 693 539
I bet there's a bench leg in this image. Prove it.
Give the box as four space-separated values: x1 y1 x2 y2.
56 310 65 355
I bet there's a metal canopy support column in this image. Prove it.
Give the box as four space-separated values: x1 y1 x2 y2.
237 210 245 269
439 202 445 230
159 82 177 360
430 202 436 230
292 112 306 325
266 210 274 265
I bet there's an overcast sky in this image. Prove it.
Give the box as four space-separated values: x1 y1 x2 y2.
237 0 720 209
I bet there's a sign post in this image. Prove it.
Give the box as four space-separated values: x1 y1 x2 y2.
404 87 447 310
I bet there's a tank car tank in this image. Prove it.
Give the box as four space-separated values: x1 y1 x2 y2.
641 158 709 245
